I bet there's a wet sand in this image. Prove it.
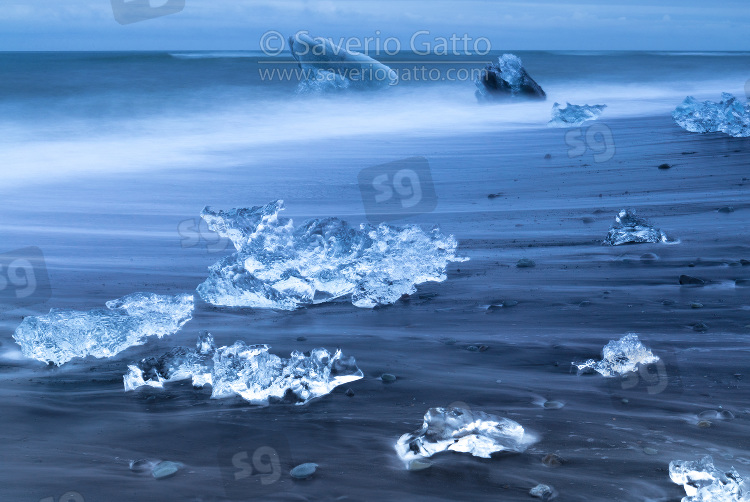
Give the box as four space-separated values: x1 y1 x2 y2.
1 114 749 501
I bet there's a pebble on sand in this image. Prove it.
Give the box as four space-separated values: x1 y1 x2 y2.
290 463 318 479
718 206 735 214
381 374 397 383
543 401 564 410
692 322 709 332
542 453 564 468
643 447 658 455
407 459 433 471
529 484 554 499
152 461 182 480
517 258 536 268
658 163 672 170
679 275 705 286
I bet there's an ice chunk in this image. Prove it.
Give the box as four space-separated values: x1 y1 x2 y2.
475 54 546 102
669 456 749 502
395 407 536 464
604 209 669 246
289 33 397 91
672 93 750 138
196 200 467 310
296 70 351 94
124 334 363 405
13 293 194 366
574 333 659 377
548 102 607 127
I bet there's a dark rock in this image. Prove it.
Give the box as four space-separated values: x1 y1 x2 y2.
544 154 552 160
679 275 705 286
345 388 355 397
658 163 672 170
517 258 536 268
718 206 735 213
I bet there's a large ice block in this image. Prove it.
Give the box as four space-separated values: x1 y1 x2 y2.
574 333 660 377
124 334 363 405
672 93 750 138
669 456 749 502
196 200 467 310
289 33 397 91
395 407 536 464
13 293 194 366
475 54 546 102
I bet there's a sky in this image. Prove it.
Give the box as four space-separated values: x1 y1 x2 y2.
1 0 749 51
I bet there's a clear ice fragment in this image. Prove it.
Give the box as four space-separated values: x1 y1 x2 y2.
196 200 467 310
669 456 749 502
395 407 536 464
124 334 363 405
672 93 750 138
13 293 194 366
574 333 659 377
604 209 669 246
548 102 607 127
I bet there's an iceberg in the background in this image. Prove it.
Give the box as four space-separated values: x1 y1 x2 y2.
669 456 749 502
395 407 536 465
475 54 546 102
604 209 669 246
574 334 659 377
548 102 607 127
196 200 467 310
124 333 363 405
672 93 750 138
13 293 194 366
289 33 397 91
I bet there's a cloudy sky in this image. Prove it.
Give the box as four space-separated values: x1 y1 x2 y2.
2 0 749 51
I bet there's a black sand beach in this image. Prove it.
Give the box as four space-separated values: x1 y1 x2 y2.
1 113 749 501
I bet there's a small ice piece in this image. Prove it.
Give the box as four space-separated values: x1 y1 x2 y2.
574 333 659 377
548 102 607 127
124 336 363 405
196 200 467 310
669 455 749 502
289 33 397 91
672 93 750 138
604 209 669 246
475 54 546 101
13 293 194 366
395 407 536 464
